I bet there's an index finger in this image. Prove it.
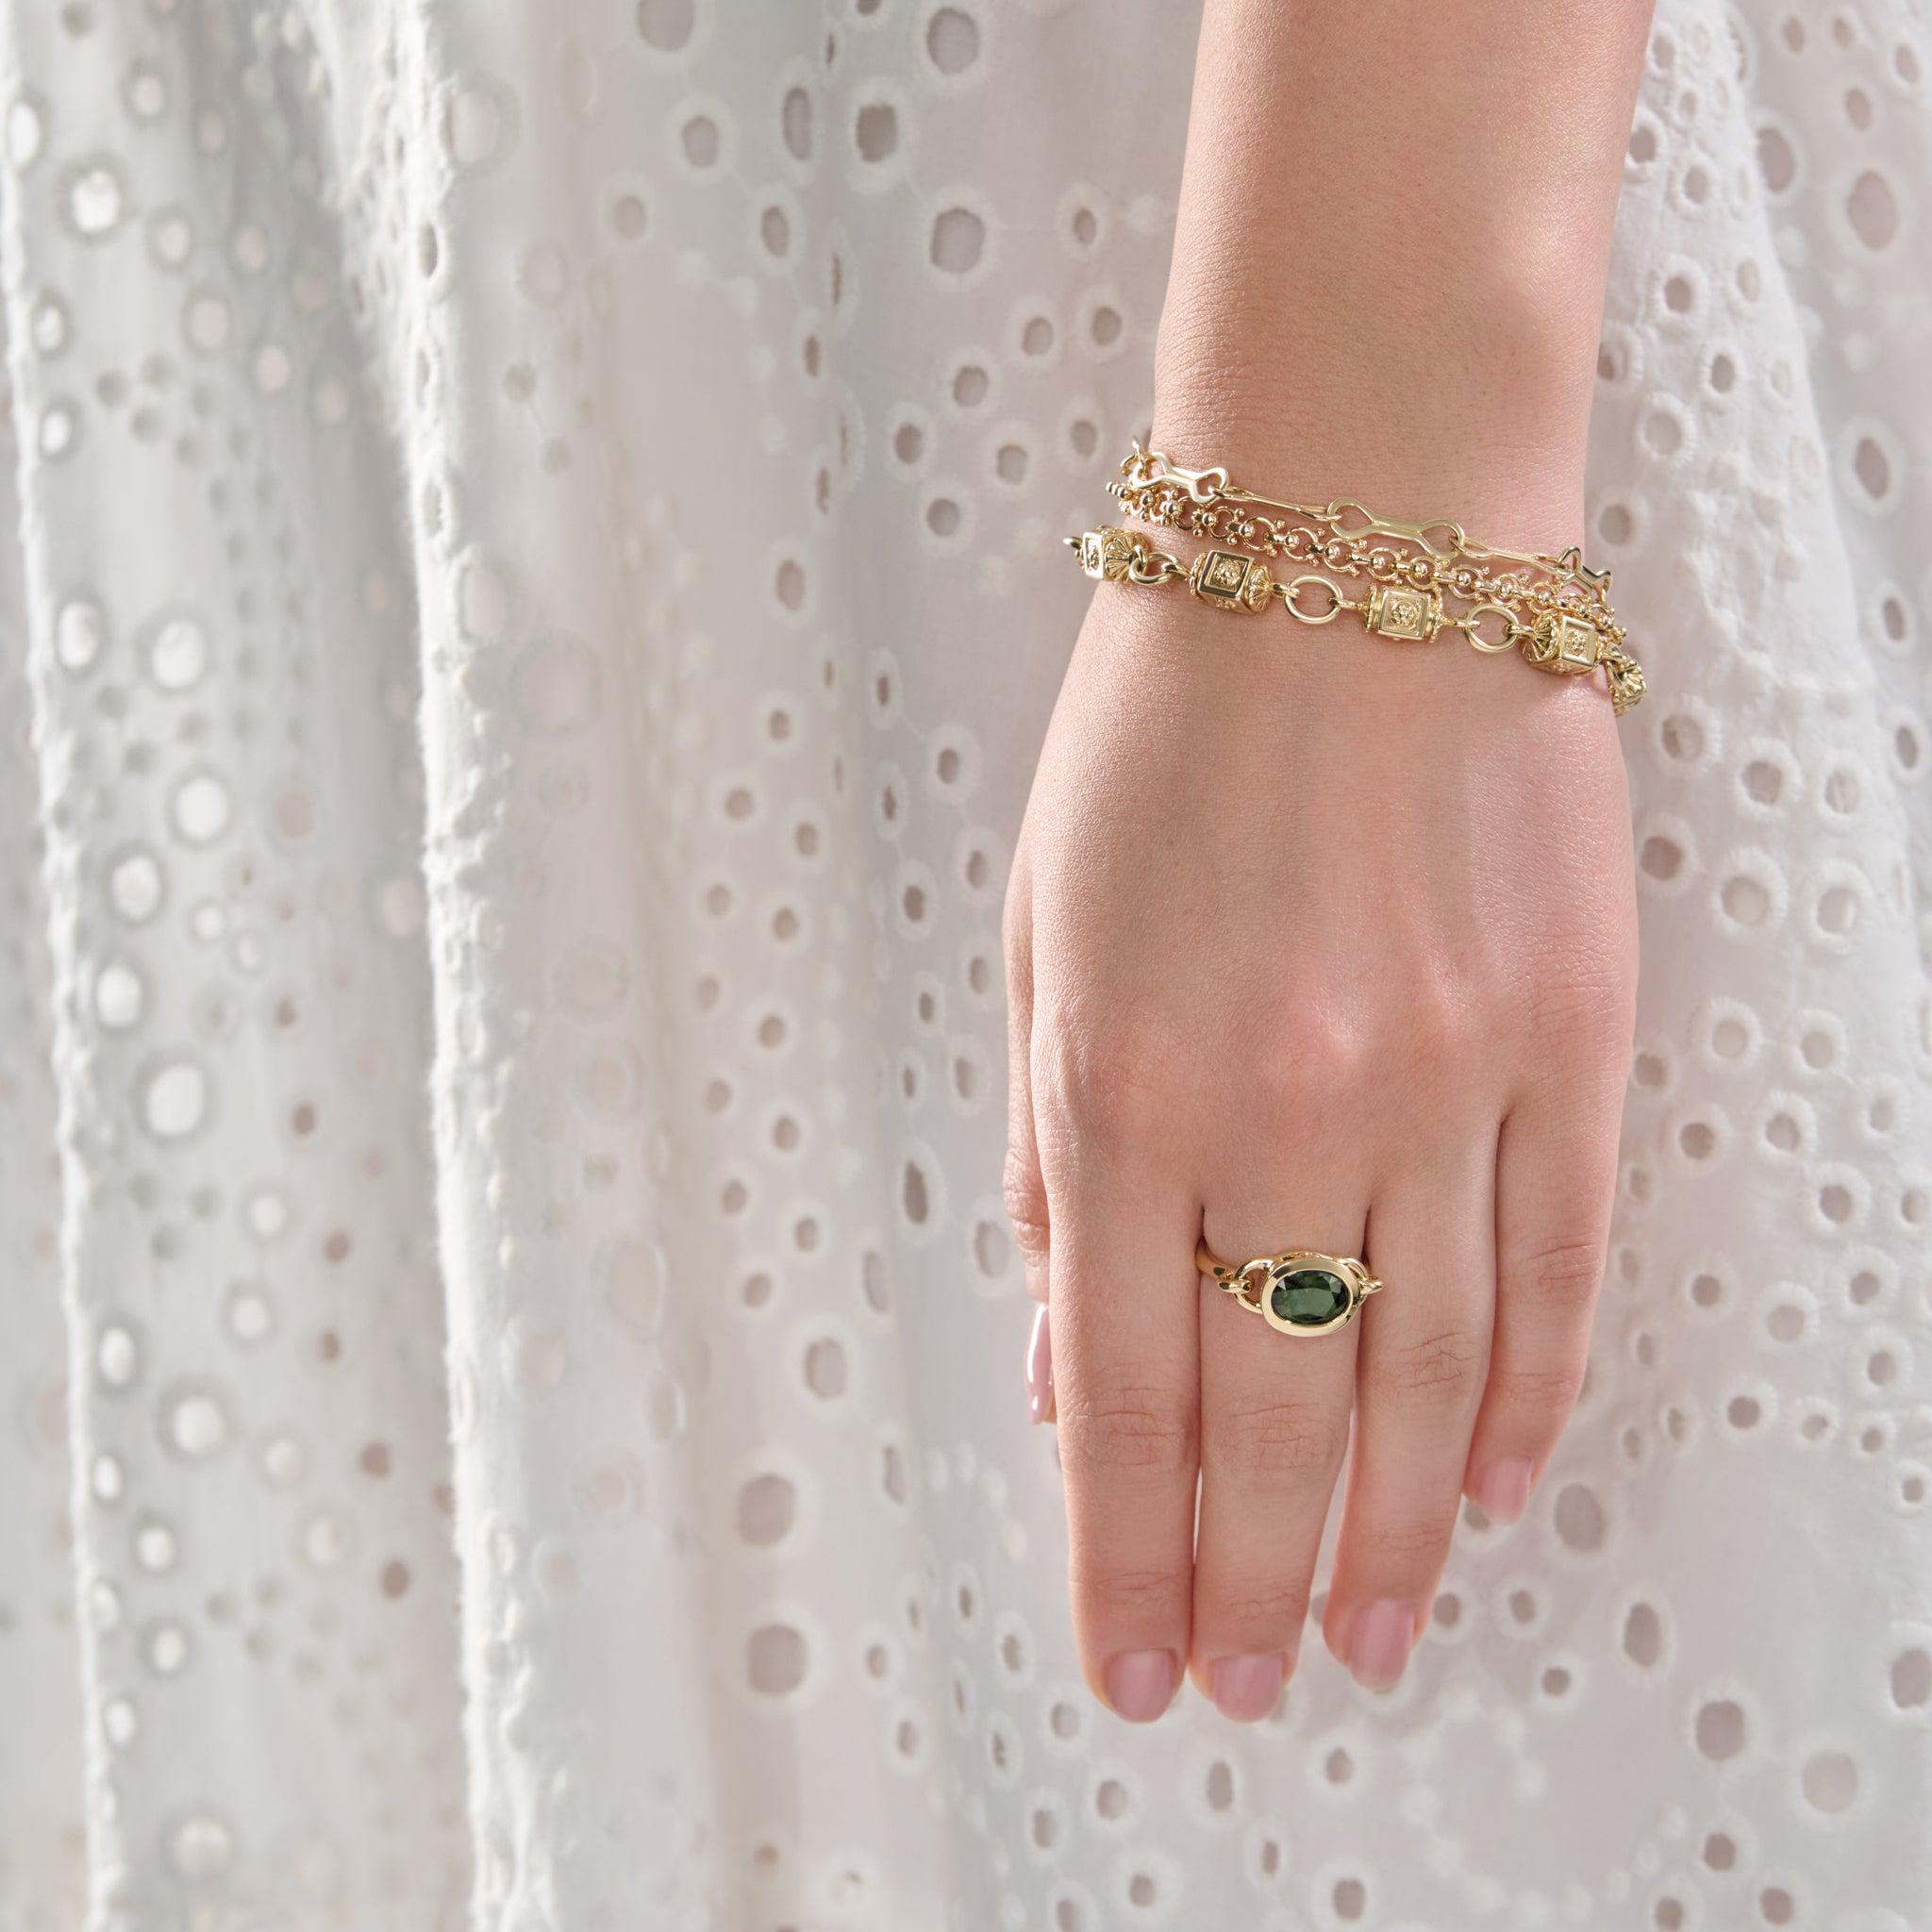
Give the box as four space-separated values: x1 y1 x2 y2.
1044 1106 1201 1723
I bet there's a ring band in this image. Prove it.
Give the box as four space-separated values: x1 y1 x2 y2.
1194 1238 1383 1337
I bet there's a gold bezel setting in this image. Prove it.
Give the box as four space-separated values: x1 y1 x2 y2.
1194 1240 1384 1338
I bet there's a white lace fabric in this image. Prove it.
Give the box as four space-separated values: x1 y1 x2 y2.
0 2 1926 1927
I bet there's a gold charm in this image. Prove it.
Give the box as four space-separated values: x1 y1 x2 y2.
1075 525 1141 583
1187 548 1274 612
1362 581 1441 641
1525 608 1604 675
1607 654 1646 716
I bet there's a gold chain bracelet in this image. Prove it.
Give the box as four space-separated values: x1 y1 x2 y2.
1085 441 1645 715
1068 522 1647 715
1110 441 1604 593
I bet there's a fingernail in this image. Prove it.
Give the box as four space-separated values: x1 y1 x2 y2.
1104 1649 1177 1722
1478 1457 1534 1525
1348 1601 1415 1690
1210 1652 1284 1723
1025 1306 1055 1424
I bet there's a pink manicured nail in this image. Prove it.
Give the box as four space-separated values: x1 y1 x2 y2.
1348 1601 1415 1690
1105 1649 1177 1722
1025 1306 1055 1424
1478 1457 1534 1525
1210 1653 1284 1723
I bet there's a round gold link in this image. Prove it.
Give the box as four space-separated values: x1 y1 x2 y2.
1282 575 1350 624
1232 1259 1268 1311
1127 548 1184 586
1457 601 1524 654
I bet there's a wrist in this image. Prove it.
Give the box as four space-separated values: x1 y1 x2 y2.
1147 0 1654 555
1148 252 1597 556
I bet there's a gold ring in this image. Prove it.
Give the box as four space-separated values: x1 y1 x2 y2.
1194 1238 1383 1337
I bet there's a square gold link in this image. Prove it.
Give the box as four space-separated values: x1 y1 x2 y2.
1362 581 1440 641
1555 610 1602 670
1188 548 1274 612
1527 608 1603 673
1077 526 1140 582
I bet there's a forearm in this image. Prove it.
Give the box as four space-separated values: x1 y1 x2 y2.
1152 0 1657 549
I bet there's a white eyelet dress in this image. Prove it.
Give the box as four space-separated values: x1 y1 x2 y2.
0 1 1924 1927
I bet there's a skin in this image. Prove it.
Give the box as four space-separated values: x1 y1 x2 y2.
1005 0 1656 1721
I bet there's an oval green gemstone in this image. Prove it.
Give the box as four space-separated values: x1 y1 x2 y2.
1268 1265 1351 1327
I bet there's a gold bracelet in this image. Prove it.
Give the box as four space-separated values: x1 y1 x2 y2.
1090 441 1645 715
1067 521 1647 716
1111 440 1603 591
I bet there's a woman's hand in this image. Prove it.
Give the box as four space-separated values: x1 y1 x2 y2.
1006 563 1636 1720
1003 0 1652 1726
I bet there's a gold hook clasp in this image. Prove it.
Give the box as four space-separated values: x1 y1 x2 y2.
1121 438 1228 504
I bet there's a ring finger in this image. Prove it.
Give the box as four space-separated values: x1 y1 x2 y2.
1190 1173 1368 1721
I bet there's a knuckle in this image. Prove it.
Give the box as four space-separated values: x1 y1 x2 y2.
1073 1558 1192 1624
1522 974 1630 1081
1001 1143 1050 1263
1525 974 1632 1060
1352 1512 1451 1570
1204 1574 1312 1635
1257 1006 1364 1110
1524 1048 1626 1129
1001 886 1030 969
1377 1324 1487 1409
1511 1235 1606 1316
1040 1018 1185 1157
999 841 1031 944
1486 1356 1587 1421
1391 966 1482 1074
1208 1398 1348 1482
1059 1384 1197 1478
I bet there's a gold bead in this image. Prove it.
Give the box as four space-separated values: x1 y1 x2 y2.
1527 608 1603 673
1188 548 1273 611
1074 526 1141 582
